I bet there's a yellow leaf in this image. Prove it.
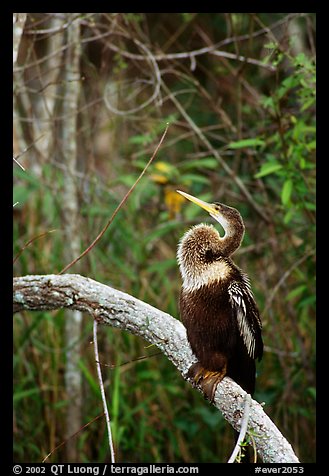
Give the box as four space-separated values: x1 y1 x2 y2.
164 188 186 217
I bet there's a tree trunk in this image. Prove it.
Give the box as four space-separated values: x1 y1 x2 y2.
60 14 83 462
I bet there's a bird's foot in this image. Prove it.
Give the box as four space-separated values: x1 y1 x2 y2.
187 362 226 403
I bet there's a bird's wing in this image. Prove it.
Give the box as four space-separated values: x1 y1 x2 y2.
228 276 263 360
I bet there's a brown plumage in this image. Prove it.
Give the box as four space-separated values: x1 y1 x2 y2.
177 191 263 402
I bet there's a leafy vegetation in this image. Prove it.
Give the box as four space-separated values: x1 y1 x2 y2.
13 13 315 463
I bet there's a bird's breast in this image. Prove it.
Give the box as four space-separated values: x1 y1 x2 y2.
181 259 232 293
180 280 233 327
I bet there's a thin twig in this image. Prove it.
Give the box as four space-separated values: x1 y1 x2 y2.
58 123 169 274
106 39 276 72
99 351 162 369
13 134 46 164
41 411 105 462
13 229 57 264
13 157 26 171
250 432 259 463
93 320 115 463
228 393 251 463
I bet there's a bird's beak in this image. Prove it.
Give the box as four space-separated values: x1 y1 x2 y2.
176 190 219 218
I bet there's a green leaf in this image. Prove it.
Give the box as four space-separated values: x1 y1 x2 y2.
78 360 101 397
305 202 316 211
14 387 42 402
307 140 316 150
13 184 36 205
281 179 293 206
144 223 178 244
283 209 293 224
181 158 218 170
181 173 210 184
295 52 307 66
227 138 265 149
14 167 41 187
307 387 316 400
278 75 299 99
264 42 278 50
261 96 276 112
301 97 316 111
128 133 153 145
254 162 283 178
286 285 307 301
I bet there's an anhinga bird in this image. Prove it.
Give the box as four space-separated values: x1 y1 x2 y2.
177 190 263 403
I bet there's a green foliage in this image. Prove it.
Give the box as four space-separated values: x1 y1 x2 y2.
256 49 316 225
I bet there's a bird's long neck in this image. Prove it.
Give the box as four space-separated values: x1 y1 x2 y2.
215 215 245 257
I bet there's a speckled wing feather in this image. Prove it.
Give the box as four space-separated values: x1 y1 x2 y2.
228 275 263 360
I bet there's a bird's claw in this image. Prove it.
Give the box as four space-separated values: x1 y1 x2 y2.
187 362 226 402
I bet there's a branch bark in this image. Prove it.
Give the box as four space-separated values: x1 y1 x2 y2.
13 274 300 463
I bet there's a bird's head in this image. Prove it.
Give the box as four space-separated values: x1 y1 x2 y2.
176 190 245 244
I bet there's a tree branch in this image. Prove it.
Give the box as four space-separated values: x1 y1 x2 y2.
13 274 299 463
13 13 27 65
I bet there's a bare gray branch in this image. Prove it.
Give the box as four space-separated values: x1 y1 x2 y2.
13 273 300 463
